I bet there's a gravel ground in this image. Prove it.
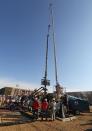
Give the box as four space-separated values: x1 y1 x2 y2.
0 109 92 131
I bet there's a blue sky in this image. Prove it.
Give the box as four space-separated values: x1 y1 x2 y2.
0 0 92 92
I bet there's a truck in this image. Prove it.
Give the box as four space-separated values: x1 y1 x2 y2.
67 95 90 115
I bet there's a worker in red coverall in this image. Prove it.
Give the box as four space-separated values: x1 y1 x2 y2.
41 98 48 120
32 97 39 119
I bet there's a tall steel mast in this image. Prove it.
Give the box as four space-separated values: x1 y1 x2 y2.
49 3 63 98
49 3 58 86
41 24 50 91
41 3 63 97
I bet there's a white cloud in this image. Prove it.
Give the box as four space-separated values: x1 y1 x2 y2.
65 86 92 92
0 78 55 93
0 77 39 90
0 77 90 93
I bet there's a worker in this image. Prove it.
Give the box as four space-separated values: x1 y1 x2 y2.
50 98 56 121
41 98 48 120
32 97 39 119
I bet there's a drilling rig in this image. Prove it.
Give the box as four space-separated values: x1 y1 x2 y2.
41 3 63 101
50 3 64 100
41 24 50 96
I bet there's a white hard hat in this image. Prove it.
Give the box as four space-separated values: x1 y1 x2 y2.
35 97 38 100
53 98 55 101
44 98 47 101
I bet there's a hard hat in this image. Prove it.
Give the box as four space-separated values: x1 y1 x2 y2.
34 97 38 101
44 98 47 102
53 98 55 101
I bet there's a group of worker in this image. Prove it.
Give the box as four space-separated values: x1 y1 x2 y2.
32 97 57 121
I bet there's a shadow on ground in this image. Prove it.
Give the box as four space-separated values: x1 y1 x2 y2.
85 129 92 131
0 111 35 127
80 120 92 126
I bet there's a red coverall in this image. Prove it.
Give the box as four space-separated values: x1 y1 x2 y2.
32 100 39 118
41 101 48 120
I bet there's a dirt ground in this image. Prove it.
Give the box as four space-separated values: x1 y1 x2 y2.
0 109 92 131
